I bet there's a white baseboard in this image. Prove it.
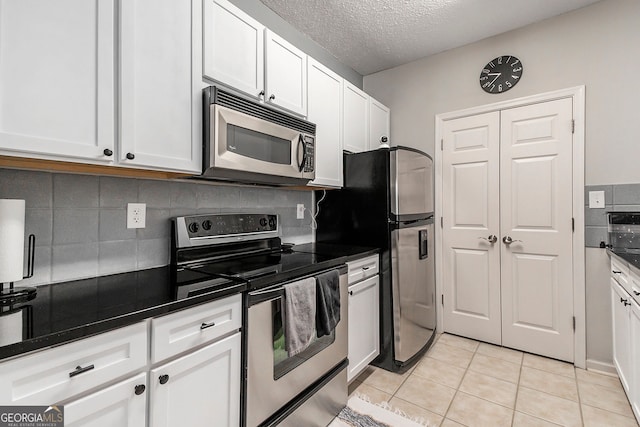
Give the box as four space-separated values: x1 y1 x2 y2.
585 358 617 375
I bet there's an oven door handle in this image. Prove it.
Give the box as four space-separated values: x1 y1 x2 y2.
248 286 285 305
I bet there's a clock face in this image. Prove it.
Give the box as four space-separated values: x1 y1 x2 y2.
479 56 523 94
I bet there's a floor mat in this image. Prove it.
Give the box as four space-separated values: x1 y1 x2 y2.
328 394 433 427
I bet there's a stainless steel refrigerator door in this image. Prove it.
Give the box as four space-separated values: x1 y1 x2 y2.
390 149 433 217
391 223 436 363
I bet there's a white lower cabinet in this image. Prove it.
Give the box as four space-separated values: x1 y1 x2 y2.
631 299 640 419
65 373 147 427
612 278 632 393
0 294 243 427
347 254 380 382
149 332 241 427
610 256 640 422
348 275 380 382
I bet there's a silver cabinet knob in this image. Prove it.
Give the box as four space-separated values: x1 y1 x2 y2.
479 235 498 244
269 94 276 101
502 236 522 245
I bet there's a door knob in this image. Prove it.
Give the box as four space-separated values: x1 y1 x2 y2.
479 235 498 244
502 236 522 245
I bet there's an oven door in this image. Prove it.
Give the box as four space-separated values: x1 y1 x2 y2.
245 268 347 427
212 105 311 180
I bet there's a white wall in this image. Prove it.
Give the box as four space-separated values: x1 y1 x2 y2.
363 0 640 186
363 0 640 368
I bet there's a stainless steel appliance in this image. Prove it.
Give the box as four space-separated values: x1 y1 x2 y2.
316 146 436 372
171 213 348 427
202 86 316 185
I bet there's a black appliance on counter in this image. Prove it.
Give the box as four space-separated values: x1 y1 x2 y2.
171 213 348 427
316 146 437 372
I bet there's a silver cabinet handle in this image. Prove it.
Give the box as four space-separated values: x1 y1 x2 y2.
634 290 640 296
612 270 622 274
479 235 498 244
502 236 522 245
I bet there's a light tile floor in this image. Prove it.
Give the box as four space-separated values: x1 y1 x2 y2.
348 333 639 427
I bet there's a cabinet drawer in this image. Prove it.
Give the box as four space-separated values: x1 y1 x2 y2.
347 254 379 285
611 256 630 289
151 294 241 363
629 267 640 306
0 322 147 405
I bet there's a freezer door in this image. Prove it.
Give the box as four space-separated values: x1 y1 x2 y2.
390 148 433 218
391 222 436 363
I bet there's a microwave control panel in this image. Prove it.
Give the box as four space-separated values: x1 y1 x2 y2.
303 135 315 172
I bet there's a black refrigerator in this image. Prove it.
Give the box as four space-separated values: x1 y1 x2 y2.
316 146 436 372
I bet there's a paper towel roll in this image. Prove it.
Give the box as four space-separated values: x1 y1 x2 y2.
0 199 25 283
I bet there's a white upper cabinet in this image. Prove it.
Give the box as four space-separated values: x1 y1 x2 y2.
120 0 201 173
307 58 343 188
343 81 369 153
0 0 116 162
203 0 264 99
265 30 307 116
368 97 390 150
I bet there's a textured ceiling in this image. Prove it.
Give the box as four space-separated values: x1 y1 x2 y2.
260 0 602 75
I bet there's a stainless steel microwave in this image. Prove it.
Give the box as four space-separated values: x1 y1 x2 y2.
202 86 316 185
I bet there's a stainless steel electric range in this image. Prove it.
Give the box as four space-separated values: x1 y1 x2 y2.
171 213 351 427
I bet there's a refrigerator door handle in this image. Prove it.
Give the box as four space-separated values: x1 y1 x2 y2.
419 229 428 259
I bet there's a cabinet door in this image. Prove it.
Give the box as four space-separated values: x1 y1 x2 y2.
65 373 147 427
631 299 640 419
343 82 369 153
347 275 380 382
203 0 264 98
368 97 390 150
120 0 201 173
150 332 241 427
612 279 631 393
0 0 115 162
307 58 343 188
265 30 307 116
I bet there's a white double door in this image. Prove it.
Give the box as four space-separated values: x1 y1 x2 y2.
442 98 575 362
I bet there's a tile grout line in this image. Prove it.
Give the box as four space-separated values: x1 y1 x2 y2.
511 352 524 427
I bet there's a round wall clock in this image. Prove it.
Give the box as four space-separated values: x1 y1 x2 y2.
479 55 523 94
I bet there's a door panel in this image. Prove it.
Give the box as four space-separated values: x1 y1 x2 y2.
451 249 490 318
442 112 501 344
500 98 574 362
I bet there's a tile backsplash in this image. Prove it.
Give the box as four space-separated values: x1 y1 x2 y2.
0 168 314 286
584 184 640 247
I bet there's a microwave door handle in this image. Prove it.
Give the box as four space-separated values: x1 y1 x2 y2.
297 135 306 172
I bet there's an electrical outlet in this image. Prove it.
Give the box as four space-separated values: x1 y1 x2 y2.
127 203 146 228
296 204 305 219
588 191 605 209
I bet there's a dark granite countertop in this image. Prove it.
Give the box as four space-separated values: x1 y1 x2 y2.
608 248 640 272
0 243 378 362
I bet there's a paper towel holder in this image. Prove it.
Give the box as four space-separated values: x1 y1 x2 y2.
23 234 35 279
0 234 36 305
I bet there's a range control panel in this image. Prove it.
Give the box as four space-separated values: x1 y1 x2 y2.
183 213 278 239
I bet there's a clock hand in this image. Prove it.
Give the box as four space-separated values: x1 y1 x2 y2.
487 73 501 85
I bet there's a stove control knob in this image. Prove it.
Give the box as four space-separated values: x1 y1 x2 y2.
188 222 199 233
202 220 212 231
259 218 267 227
269 218 277 229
